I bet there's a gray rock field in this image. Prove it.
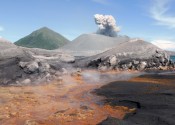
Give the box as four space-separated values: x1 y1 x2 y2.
76 39 174 71
0 35 174 85
0 38 75 85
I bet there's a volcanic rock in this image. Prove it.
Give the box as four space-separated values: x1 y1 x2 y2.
0 38 75 85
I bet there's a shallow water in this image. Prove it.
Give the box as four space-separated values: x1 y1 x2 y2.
170 55 175 62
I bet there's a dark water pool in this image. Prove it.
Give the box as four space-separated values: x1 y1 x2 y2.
170 56 175 62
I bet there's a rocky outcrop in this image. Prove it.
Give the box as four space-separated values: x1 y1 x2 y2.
86 50 174 71
76 39 175 71
0 39 75 85
20 61 39 74
0 38 174 85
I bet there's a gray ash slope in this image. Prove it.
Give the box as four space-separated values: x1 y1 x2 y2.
0 38 75 85
60 34 130 56
0 38 24 59
89 39 162 59
76 39 174 70
0 38 16 49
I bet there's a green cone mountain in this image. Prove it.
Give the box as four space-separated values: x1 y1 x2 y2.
15 27 69 50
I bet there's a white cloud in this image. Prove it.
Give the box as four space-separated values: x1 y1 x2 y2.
0 26 4 31
150 0 175 28
92 0 108 5
151 40 175 51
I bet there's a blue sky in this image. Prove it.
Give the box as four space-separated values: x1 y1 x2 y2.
0 0 175 50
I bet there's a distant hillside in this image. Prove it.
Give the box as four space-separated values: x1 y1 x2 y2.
91 39 163 59
60 33 130 56
61 34 129 51
15 27 69 50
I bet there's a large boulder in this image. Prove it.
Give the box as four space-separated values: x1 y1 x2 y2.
19 61 39 74
137 61 147 70
38 62 50 73
21 79 31 85
59 54 75 63
109 55 118 66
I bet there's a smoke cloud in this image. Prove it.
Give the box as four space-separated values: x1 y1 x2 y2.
94 14 120 37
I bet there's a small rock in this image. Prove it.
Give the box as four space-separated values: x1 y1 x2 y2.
133 60 139 65
25 61 39 73
88 58 101 67
55 71 62 76
126 62 132 69
76 68 82 73
62 68 68 75
21 79 31 85
121 64 128 70
98 65 108 72
159 56 165 63
123 52 127 57
155 53 162 58
44 73 52 82
71 68 82 77
109 55 117 66
39 62 50 73
15 81 20 84
45 73 51 78
138 61 147 70
80 105 93 110
19 61 28 68
60 54 75 63
57 76 63 82
49 69 56 74
71 72 81 77
24 120 38 125
159 66 168 70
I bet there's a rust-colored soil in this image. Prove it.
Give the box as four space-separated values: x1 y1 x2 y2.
0 73 129 125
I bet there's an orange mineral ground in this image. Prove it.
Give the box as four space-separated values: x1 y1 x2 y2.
0 71 136 125
1 70 174 125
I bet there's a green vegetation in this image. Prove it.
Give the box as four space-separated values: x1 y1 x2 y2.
15 27 69 50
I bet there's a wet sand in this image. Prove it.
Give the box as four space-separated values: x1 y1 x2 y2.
0 71 174 125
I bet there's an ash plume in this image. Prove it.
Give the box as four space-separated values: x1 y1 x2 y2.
94 14 120 37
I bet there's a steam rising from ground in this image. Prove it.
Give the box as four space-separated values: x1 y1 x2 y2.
94 14 120 37
81 71 144 84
